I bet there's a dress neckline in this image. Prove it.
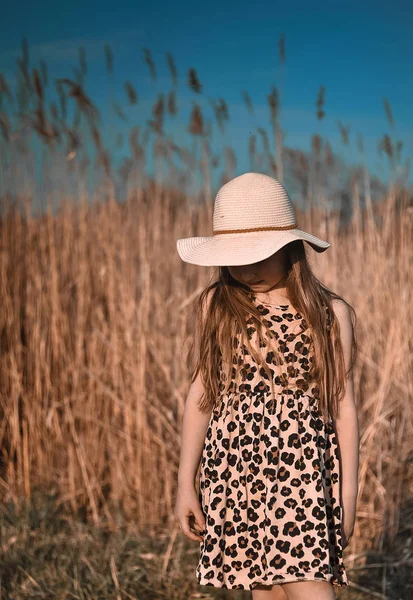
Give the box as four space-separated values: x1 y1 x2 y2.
251 293 291 310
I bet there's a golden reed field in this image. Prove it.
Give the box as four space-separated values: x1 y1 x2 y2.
0 37 413 599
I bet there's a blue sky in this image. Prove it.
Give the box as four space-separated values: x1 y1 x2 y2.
1 0 413 194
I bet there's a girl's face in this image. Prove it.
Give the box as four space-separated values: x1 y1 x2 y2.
227 246 288 293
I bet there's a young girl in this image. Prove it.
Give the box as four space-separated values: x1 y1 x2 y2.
174 173 359 600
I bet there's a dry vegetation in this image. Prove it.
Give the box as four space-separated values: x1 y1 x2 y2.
0 36 413 599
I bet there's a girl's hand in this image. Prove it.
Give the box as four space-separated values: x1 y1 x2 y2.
341 526 353 550
341 494 357 550
174 484 206 542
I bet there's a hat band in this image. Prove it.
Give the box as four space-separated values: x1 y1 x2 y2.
213 223 298 235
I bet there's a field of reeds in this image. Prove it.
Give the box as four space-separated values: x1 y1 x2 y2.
1 36 413 599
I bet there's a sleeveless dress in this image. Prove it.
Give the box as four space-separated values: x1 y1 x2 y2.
195 298 348 590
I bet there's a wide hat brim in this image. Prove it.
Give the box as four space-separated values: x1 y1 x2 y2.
176 229 330 266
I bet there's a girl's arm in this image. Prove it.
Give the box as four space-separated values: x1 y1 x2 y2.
332 299 360 546
178 291 214 489
177 371 213 489
174 371 212 542
175 291 214 542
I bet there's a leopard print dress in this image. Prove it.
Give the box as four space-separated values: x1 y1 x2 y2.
195 297 349 590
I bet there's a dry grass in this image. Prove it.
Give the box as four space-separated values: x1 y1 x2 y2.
0 37 412 599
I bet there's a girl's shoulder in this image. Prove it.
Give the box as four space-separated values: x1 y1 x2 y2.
329 298 353 322
329 297 354 333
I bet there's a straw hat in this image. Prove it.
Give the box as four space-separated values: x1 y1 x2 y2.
176 172 330 266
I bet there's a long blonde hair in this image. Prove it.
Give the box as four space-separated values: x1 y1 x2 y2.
186 240 358 422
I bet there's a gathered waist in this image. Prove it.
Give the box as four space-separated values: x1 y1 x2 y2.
212 389 320 418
